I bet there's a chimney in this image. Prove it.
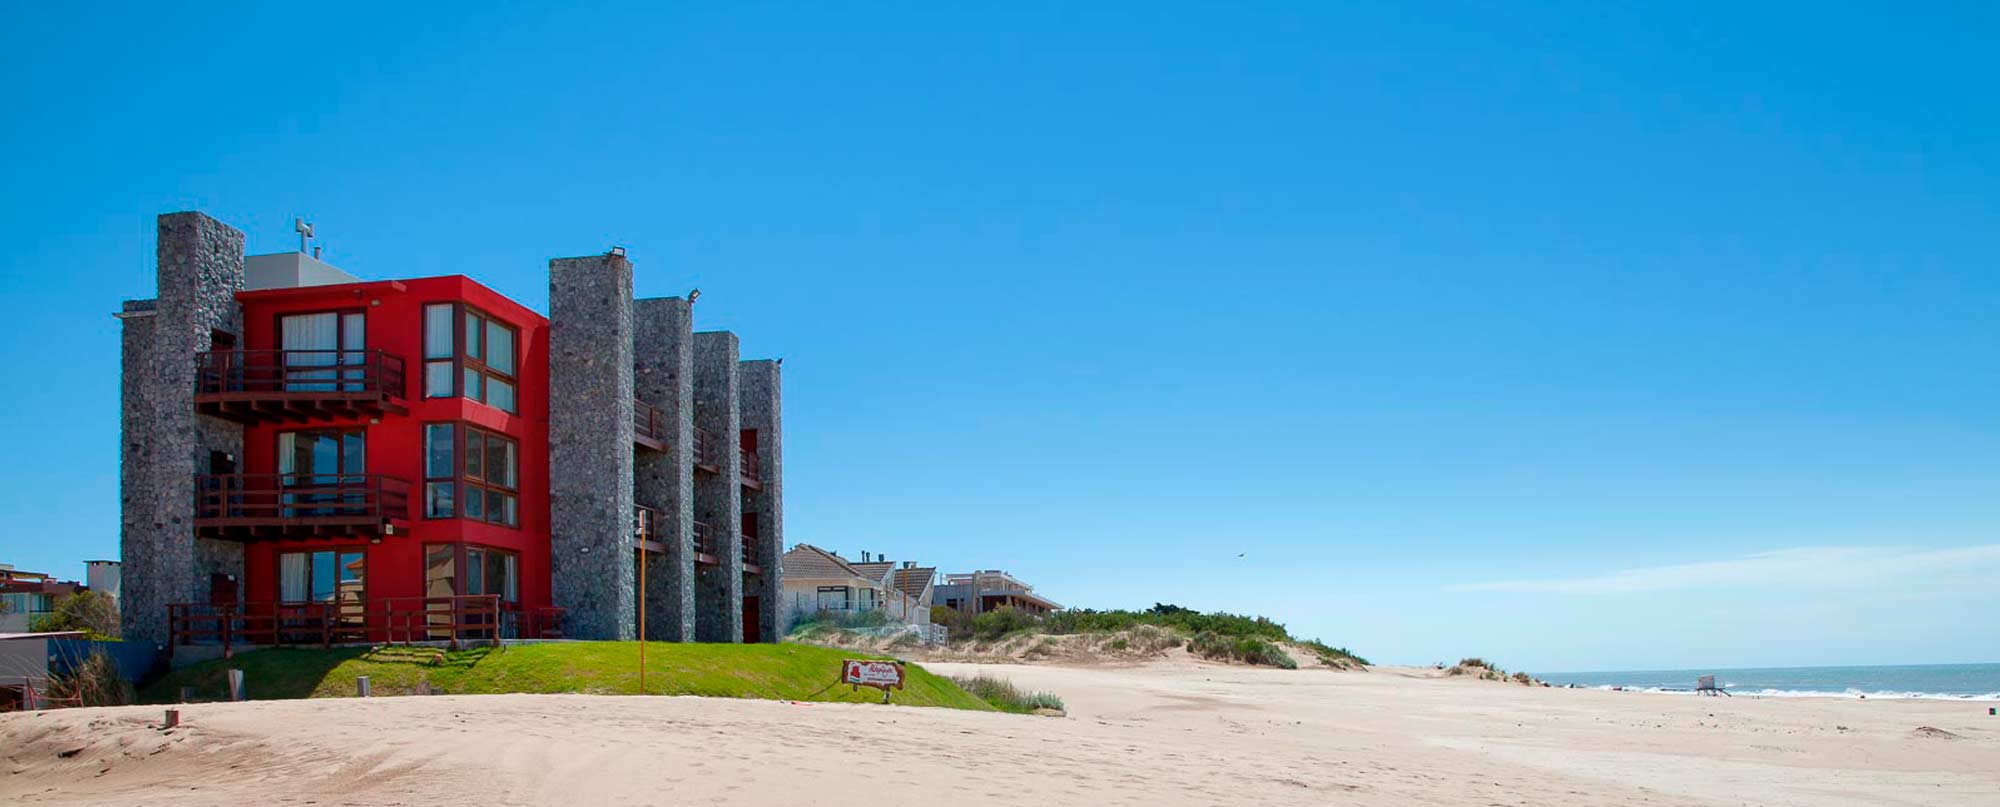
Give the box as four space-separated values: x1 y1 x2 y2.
903 561 915 569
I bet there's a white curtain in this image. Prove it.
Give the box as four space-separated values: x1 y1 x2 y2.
280 553 308 601
282 313 339 391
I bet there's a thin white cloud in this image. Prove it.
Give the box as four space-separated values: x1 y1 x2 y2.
1448 544 2000 595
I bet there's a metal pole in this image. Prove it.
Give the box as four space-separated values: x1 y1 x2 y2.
227 669 245 702
357 676 371 697
638 545 647 695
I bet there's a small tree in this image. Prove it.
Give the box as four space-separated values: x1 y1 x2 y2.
29 591 120 639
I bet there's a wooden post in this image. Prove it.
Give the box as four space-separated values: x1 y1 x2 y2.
162 709 180 729
226 669 245 702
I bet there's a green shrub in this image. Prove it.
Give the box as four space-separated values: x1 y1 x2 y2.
29 591 120 640
44 651 133 707
786 607 891 635
970 606 1042 641
1186 631 1297 669
950 673 1064 713
1299 639 1370 668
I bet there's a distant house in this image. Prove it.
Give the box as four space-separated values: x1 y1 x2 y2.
778 546 935 632
0 564 87 634
935 569 1062 617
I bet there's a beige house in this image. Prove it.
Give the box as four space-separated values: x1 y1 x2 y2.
779 545 935 632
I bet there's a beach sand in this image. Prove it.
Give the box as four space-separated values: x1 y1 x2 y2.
3 658 1995 806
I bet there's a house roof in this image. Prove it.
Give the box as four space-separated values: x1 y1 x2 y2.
890 566 936 597
849 561 894 582
781 544 867 580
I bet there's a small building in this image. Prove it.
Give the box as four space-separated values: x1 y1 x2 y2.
778 546 935 632
0 565 86 634
936 570 1062 617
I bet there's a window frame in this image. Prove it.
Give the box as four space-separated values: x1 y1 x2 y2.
422 542 521 604
419 421 520 527
421 302 520 412
274 546 370 626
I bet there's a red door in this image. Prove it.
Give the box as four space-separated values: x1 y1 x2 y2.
742 596 760 643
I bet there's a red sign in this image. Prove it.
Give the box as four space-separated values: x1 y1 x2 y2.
842 659 905 690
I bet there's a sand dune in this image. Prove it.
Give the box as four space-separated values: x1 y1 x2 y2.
4 658 1995 806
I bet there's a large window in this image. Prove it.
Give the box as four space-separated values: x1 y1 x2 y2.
421 303 518 413
423 543 519 603
279 548 367 626
278 429 365 516
280 310 365 392
816 586 851 611
420 422 519 526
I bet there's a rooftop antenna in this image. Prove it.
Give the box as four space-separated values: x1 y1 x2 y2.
295 218 315 254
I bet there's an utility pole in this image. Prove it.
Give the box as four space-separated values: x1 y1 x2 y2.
638 545 647 695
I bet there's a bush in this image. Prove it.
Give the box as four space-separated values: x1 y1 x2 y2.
1187 631 1297 669
45 651 133 707
1045 603 1289 642
786 607 890 636
930 605 972 640
29 591 120 639
1298 639 1370 668
950 673 1064 713
970 606 1042 641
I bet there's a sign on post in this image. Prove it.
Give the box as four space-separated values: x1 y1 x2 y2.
842 659 906 702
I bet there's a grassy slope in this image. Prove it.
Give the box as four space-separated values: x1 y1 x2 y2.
141 642 993 711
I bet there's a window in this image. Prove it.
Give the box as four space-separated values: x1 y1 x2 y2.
859 588 878 612
421 303 518 412
817 586 851 611
280 310 365 392
423 423 455 518
423 543 518 603
278 549 367 626
278 429 365 516
420 422 519 526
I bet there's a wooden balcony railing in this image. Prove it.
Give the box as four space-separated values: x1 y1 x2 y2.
741 536 762 572
193 473 411 539
634 504 663 552
634 400 668 451
692 426 722 472
194 349 408 423
164 595 546 659
692 520 718 563
740 448 761 486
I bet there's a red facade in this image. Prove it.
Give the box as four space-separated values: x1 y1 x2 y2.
227 276 552 633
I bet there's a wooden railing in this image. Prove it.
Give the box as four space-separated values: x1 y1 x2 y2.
634 504 661 545
194 474 411 522
692 426 721 469
166 595 537 657
741 537 760 568
634 399 668 447
740 448 761 483
692 520 717 558
195 349 407 398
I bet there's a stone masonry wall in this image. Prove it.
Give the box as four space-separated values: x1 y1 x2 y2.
548 254 637 641
120 212 245 646
633 297 695 641
691 331 742 642
738 359 783 643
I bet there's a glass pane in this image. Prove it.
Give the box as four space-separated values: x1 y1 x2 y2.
466 548 486 595
280 553 307 601
487 378 515 413
277 432 298 475
341 313 365 351
282 313 339 392
425 482 455 518
485 552 508 601
465 432 484 480
425 544 457 597
503 555 517 602
485 437 510 488
311 551 336 602
424 304 455 359
336 551 365 624
465 313 484 361
485 320 513 374
502 494 517 526
425 424 454 479
485 489 504 523
465 486 485 520
463 368 482 402
342 432 366 475
425 361 453 397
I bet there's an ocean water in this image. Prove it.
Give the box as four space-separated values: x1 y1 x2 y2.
1532 663 2000 700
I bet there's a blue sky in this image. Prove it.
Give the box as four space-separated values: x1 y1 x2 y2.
3 3 1996 671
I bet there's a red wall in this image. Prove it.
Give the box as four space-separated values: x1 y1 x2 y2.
232 276 552 613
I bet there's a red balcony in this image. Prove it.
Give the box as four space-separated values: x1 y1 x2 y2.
692 427 722 473
193 473 411 539
195 349 408 424
634 400 668 451
163 595 559 657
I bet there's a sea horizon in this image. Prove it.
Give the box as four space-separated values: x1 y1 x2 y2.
1532 661 2000 700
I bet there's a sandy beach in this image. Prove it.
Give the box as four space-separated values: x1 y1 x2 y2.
4 658 1995 806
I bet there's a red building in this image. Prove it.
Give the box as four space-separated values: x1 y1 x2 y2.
120 213 784 650
214 275 555 637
